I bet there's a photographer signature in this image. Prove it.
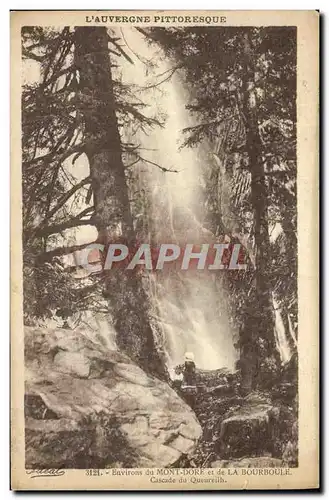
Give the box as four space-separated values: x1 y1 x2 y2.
26 469 65 479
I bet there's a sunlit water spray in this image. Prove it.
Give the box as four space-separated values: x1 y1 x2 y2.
119 28 238 372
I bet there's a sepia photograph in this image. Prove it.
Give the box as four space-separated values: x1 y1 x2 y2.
10 10 319 490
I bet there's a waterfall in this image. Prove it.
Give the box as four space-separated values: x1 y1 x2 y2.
119 29 238 372
273 295 292 364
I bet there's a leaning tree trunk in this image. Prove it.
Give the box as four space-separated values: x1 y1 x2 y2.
74 27 167 380
239 31 280 392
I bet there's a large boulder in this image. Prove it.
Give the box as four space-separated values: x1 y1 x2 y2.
218 393 280 459
24 326 202 468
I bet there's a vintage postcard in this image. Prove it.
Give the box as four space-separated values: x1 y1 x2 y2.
11 10 319 490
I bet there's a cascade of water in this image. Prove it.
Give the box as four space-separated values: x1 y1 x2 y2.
119 28 238 372
273 294 294 364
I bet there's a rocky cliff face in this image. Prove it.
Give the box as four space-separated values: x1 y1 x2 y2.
24 326 202 468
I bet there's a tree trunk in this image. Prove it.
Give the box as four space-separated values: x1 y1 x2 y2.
239 31 280 391
74 27 167 380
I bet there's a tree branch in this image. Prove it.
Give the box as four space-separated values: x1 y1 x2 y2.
36 241 95 263
24 143 85 168
22 48 45 62
34 216 94 238
137 155 179 173
141 65 183 90
45 176 91 221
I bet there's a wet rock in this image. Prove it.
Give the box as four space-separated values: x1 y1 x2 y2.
138 443 181 467
25 326 202 468
218 393 280 459
113 362 152 387
25 417 95 468
169 435 195 454
53 351 90 378
178 421 203 441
